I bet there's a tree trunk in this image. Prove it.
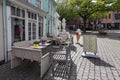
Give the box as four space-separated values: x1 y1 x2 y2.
83 18 87 33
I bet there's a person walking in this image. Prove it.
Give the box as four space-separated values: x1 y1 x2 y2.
76 29 81 43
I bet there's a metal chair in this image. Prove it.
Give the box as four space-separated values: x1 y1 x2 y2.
50 43 72 78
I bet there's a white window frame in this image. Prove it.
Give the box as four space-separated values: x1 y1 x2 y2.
38 16 43 39
11 6 26 42
11 6 25 18
28 21 37 41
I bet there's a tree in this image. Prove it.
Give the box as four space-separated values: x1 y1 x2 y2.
56 0 77 22
56 0 77 31
89 12 108 21
69 0 113 32
111 0 120 11
88 11 108 30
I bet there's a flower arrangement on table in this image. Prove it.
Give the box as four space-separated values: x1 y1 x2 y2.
41 40 46 45
33 41 39 48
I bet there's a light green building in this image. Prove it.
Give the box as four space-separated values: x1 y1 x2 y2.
41 0 56 36
28 0 57 36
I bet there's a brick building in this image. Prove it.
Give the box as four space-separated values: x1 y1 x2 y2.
101 11 120 29
66 15 81 30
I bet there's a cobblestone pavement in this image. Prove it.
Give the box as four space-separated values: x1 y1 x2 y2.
0 30 120 80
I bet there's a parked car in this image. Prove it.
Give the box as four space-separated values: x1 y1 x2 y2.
98 28 107 35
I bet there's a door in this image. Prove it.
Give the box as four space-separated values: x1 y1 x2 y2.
28 22 37 41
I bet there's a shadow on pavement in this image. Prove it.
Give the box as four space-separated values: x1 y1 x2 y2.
87 58 114 67
70 44 77 52
43 61 77 80
76 43 83 47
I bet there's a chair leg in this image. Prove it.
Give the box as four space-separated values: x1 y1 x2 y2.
52 61 55 77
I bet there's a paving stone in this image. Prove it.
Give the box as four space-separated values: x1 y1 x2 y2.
0 31 120 80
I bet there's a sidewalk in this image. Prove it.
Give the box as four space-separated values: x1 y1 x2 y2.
0 31 120 80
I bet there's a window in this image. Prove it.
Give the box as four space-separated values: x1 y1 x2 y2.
36 0 41 9
17 8 20 16
28 23 32 40
32 23 36 39
11 6 25 18
28 11 37 20
22 10 25 18
11 18 25 42
114 13 120 20
28 22 37 40
38 16 43 38
28 12 30 18
34 14 37 20
108 13 111 19
11 6 16 15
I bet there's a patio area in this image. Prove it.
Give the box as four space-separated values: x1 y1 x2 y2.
0 30 120 80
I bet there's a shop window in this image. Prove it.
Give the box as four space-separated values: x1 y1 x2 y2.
28 22 32 40
32 23 36 39
28 22 37 40
11 18 25 42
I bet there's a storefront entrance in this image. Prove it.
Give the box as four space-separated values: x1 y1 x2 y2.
11 18 25 42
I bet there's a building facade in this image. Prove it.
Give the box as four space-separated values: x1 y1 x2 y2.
41 0 56 36
0 0 56 62
101 11 120 29
5 0 47 61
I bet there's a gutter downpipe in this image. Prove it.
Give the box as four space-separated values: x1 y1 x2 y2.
3 0 8 62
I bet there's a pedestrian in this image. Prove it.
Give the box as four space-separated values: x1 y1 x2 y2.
76 29 81 43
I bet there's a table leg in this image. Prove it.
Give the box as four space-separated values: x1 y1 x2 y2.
11 57 23 69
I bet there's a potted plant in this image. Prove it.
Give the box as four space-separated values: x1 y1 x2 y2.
33 41 39 48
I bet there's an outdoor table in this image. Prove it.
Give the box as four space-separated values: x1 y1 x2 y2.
11 42 51 78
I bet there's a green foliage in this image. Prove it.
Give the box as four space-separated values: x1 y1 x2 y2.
89 11 108 21
56 0 117 32
56 1 77 21
111 0 120 11
69 0 115 32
